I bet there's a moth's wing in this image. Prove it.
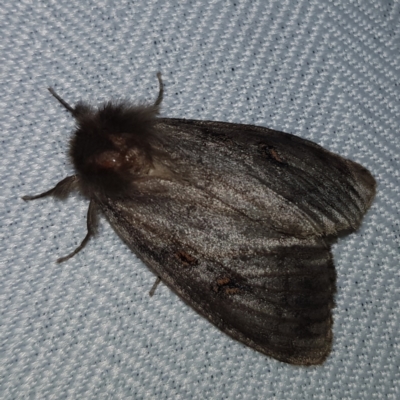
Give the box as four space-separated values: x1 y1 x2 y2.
100 189 336 365
155 118 376 237
98 118 374 364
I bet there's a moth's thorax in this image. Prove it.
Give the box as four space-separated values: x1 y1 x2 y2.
69 101 159 197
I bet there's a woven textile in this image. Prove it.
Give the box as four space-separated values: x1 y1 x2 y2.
1 1 399 399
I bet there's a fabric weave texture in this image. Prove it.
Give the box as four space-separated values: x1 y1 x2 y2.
0 1 399 399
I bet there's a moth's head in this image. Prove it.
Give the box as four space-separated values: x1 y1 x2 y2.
69 101 159 198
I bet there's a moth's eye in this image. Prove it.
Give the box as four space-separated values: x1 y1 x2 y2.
90 150 123 170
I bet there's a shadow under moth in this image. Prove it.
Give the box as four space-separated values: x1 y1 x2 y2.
24 73 376 365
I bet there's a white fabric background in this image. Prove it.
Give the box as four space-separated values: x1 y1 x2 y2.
1 1 399 399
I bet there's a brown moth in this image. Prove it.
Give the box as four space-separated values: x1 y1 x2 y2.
23 73 376 365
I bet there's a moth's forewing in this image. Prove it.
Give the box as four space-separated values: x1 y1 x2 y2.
98 119 375 365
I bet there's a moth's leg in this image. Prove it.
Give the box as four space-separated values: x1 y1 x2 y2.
149 276 162 297
154 72 164 107
57 200 98 263
22 175 77 201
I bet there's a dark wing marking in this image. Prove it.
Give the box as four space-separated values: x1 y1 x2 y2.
97 118 374 364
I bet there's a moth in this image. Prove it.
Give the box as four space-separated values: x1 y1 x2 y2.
23 73 376 365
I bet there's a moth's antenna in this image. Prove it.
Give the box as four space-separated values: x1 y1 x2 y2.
154 72 164 107
48 87 75 114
